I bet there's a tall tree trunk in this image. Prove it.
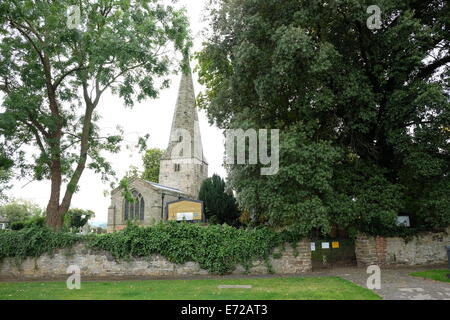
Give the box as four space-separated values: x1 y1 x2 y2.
45 86 65 231
45 155 64 230
44 74 97 231
59 102 95 216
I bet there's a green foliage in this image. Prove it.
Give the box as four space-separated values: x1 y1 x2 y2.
0 152 13 203
141 148 164 182
64 208 95 232
0 222 306 275
0 227 79 263
9 222 25 231
198 174 240 226
196 0 450 236
0 0 192 228
0 200 44 224
10 216 45 231
88 222 282 274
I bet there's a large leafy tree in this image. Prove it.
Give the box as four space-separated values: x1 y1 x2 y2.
141 147 163 182
197 0 450 236
198 174 240 226
0 199 43 223
0 0 191 230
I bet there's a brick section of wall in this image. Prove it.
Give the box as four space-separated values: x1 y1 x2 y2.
375 236 387 265
355 234 378 266
356 228 450 266
0 242 311 279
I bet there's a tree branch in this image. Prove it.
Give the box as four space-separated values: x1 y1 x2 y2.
25 110 51 139
100 62 148 94
24 122 48 161
9 20 47 79
53 65 87 90
415 55 450 80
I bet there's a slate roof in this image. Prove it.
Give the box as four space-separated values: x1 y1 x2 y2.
144 180 185 194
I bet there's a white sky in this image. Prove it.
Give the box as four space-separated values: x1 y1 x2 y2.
6 0 226 224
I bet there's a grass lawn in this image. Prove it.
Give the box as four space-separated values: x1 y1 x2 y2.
410 270 450 283
0 276 381 300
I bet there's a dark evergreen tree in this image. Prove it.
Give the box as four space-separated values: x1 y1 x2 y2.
198 174 240 226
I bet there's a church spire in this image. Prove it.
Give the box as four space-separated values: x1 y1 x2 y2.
162 64 206 163
159 62 208 198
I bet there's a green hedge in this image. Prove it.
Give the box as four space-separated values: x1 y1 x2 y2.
88 222 283 274
10 216 45 230
0 227 80 262
0 222 287 274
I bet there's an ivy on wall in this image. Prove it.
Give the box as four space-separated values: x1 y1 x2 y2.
0 227 80 264
0 222 289 274
88 222 283 274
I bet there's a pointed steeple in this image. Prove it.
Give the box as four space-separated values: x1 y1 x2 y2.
159 62 208 198
162 65 207 164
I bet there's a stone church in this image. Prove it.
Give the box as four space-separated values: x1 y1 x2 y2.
107 66 208 233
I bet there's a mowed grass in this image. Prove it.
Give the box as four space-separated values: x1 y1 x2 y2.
0 276 381 300
410 270 450 283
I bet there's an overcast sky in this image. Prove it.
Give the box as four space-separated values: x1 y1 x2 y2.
6 0 226 224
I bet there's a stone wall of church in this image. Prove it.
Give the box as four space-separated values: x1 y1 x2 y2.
159 159 207 199
0 242 311 279
107 179 182 233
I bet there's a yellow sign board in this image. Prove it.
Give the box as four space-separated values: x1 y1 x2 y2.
167 200 203 221
332 241 340 249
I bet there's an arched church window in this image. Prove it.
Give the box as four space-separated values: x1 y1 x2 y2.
124 190 145 221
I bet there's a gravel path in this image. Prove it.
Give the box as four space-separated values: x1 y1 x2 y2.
316 265 450 300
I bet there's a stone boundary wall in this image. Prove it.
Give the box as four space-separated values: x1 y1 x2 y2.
0 242 311 279
355 228 450 266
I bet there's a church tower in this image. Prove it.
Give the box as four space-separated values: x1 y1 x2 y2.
159 65 208 199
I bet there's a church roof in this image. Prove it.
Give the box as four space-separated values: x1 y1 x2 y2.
144 181 185 194
110 177 187 195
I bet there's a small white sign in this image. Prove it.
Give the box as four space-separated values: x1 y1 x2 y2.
176 212 194 221
396 216 410 227
310 242 316 251
321 242 330 249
